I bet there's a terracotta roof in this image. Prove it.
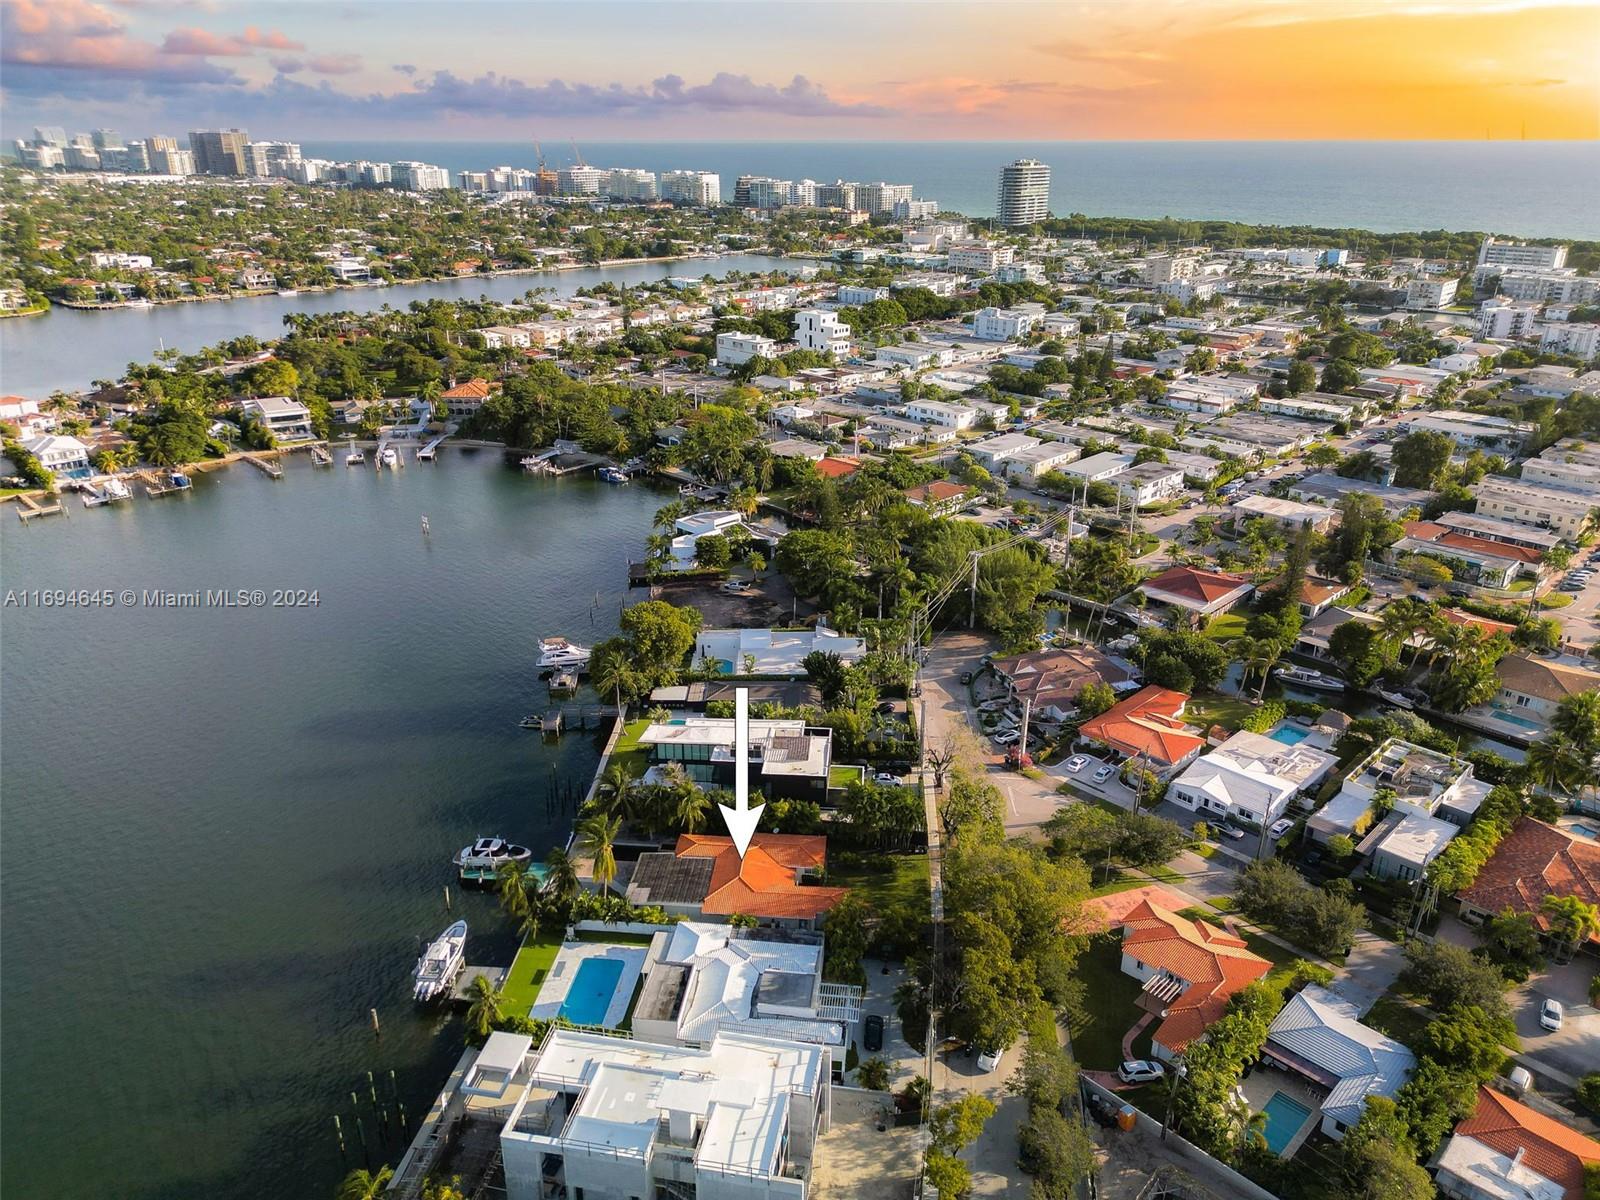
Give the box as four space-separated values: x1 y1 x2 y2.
1454 1086 1600 1200
1117 897 1272 1053
1495 654 1600 705
1079 686 1205 768
1458 817 1600 942
814 456 860 479
1140 565 1252 609
441 378 492 400
1403 521 1544 565
904 480 968 504
672 833 846 921
989 646 1138 710
1298 575 1350 607
1440 608 1518 637
1084 885 1193 933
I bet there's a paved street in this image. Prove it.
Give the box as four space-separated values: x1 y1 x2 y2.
1509 956 1600 1083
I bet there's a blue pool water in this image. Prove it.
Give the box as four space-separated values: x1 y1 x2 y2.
1492 709 1544 731
1267 726 1310 746
1570 823 1600 840
559 957 625 1026
1260 1092 1313 1155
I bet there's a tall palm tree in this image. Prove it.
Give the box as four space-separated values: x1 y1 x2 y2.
1379 597 1431 664
675 786 710 834
596 763 634 819
578 812 622 895
496 860 534 923
1540 894 1600 963
463 973 506 1039
1526 734 1584 796
542 846 580 901
338 1168 395 1200
589 644 635 718
1552 690 1600 757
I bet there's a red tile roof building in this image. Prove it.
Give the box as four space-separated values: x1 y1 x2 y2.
989 646 1139 717
1078 686 1206 772
1457 817 1600 946
626 833 847 925
813 456 861 479
1113 896 1271 1057
1438 1087 1600 1200
1138 565 1254 625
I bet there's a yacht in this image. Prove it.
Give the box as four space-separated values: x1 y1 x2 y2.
82 478 133 507
538 637 592 670
1374 687 1415 710
124 298 153 310
345 449 366 466
378 447 399 469
276 289 299 297
521 455 546 473
413 919 468 1002
1274 665 1347 692
454 837 534 883
598 466 629 485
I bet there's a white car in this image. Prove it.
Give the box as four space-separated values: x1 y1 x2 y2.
1117 1059 1166 1085
1092 764 1115 783
993 730 1020 746
976 1046 1004 1072
873 772 899 785
1065 755 1090 773
1269 818 1295 839
1540 999 1564 1031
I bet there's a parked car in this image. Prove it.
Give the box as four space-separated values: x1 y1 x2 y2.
1117 1059 1166 1085
976 1046 1004 1072
720 580 752 594
873 772 900 786
863 1013 884 1052
1269 818 1295 839
1540 999 1564 1031
1065 755 1091 773
1092 764 1115 783
994 731 1020 746
1220 824 1246 840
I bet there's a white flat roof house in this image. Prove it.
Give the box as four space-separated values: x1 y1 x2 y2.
1169 730 1338 826
1058 451 1134 483
630 922 860 1049
904 399 976 429
239 395 314 442
498 1028 830 1200
669 510 775 567
1307 738 1477 857
1261 985 1415 1141
693 626 866 676
1364 811 1459 883
716 331 778 367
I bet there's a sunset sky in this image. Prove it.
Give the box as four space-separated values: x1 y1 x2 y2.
3 0 1598 142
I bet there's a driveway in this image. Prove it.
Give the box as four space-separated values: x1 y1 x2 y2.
856 958 925 1089
1511 957 1600 1082
937 1040 1028 1199
1337 930 1407 1014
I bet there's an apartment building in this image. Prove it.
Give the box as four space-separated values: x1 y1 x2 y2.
1477 237 1567 271
995 262 1046 284
1521 453 1600 496
715 332 779 367
187 128 248 175
1474 477 1597 539
660 170 721 206
1487 271 1600 305
606 168 658 201
947 243 1015 272
557 165 608 195
1161 376 1258 415
392 160 450 190
1404 278 1458 309
904 399 976 429
1477 301 1541 341
1143 254 1201 286
836 285 888 305
791 309 852 357
971 305 1041 341
997 158 1051 226
1116 461 1186 505
1541 323 1600 358
1397 410 1534 457
856 182 913 215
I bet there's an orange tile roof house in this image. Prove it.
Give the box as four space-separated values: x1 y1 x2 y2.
1435 1086 1600 1200
1138 565 1254 627
1457 817 1600 948
989 645 1140 722
1111 896 1271 1060
625 833 847 928
440 377 494 419
1078 686 1206 776
903 480 971 513
813 456 861 480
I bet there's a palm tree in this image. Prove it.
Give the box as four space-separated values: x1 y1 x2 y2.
463 973 506 1039
497 860 533 923
338 1167 395 1200
1552 690 1600 756
1541 894 1600 963
589 644 635 717
729 485 759 517
675 787 711 834
1526 734 1584 796
597 763 634 819
1378 597 1431 663
578 812 622 895
542 846 580 901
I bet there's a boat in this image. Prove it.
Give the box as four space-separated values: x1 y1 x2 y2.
82 477 133 507
538 636 592 670
1374 688 1415 710
123 298 153 310
598 466 629 485
345 449 365 466
521 455 546 473
276 289 299 297
454 837 534 883
378 447 399 469
413 919 468 1002
1274 665 1347 692
168 470 192 490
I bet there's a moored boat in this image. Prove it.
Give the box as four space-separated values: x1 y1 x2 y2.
345 449 365 466
598 466 629 484
454 837 534 883
413 919 467 1002
82 478 133 507
538 636 592 670
168 470 192 490
378 447 399 469
1374 687 1415 710
1274 665 1347 692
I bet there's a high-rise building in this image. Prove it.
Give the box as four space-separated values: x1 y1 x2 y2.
91 129 121 150
744 177 793 210
791 179 818 207
146 137 192 175
355 160 392 186
557 165 608 196
188 129 249 176
659 170 721 206
856 181 913 215
1477 237 1567 272
63 145 101 170
247 141 302 178
997 158 1051 226
606 168 658 201
392 161 451 190
32 126 67 147
733 175 757 207
893 198 939 221
814 180 857 209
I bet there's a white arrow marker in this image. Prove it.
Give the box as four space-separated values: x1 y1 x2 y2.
718 686 765 859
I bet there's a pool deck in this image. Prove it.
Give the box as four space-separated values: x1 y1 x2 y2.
1241 1065 1324 1158
530 941 648 1028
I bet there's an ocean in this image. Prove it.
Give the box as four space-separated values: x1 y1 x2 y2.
299 140 1600 240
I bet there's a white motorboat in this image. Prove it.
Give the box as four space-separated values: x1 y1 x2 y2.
538 637 592 670
345 449 365 466
82 478 133 507
378 447 399 469
1375 688 1415 710
454 837 534 882
276 289 299 297
413 919 468 1002
1274 665 1347 692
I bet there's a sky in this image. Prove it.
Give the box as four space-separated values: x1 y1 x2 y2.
3 0 1598 143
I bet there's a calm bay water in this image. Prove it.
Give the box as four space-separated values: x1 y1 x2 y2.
305 139 1600 239
0 454 665 1200
0 254 792 399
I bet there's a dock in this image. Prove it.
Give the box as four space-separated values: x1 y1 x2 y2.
139 470 185 498
448 964 508 1005
15 494 65 522
244 455 282 479
518 705 611 734
309 444 332 466
415 431 449 462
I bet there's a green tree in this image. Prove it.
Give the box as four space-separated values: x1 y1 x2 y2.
1335 1097 1435 1200
694 532 731 569
337 1167 396 1200
929 1093 997 1155
1286 359 1316 395
1076 679 1116 719
1541 893 1600 962
577 811 622 895
856 1057 890 1090
463 973 506 1040
1390 430 1456 489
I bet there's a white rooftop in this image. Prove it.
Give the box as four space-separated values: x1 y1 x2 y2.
1265 985 1414 1127
1374 811 1459 868
1435 1132 1566 1200
657 922 843 1046
694 626 865 676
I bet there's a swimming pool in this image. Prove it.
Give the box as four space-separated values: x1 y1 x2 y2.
1570 822 1600 840
1491 708 1544 731
1260 1092 1312 1155
1267 725 1309 746
559 957 625 1026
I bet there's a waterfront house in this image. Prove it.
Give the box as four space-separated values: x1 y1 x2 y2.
1389 521 1542 589
635 717 833 805
669 510 777 568
903 480 973 514
1434 1087 1600 1200
1078 686 1206 779
626 833 847 927
239 396 313 443
1456 818 1600 954
648 681 821 713
493 1028 831 1200
1137 565 1254 629
1169 730 1337 827
441 378 493 421
692 626 866 677
1260 985 1415 1141
1296 607 1379 662
1297 576 1353 619
12 433 90 478
1475 654 1600 738
630 921 859 1049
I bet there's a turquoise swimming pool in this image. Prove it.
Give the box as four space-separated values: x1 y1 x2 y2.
1260 1092 1312 1155
559 957 625 1026
1268 725 1309 745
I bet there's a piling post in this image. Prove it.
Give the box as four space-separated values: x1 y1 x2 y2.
369 1007 381 1036
443 885 452 911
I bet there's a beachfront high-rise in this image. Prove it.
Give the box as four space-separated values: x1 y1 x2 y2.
997 157 1051 226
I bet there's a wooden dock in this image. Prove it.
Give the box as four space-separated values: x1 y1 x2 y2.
139 470 185 497
518 705 611 734
15 494 65 522
448 964 508 1006
244 455 283 479
309 444 332 466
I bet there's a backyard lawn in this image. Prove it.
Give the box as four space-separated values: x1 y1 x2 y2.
500 933 563 1018
1363 994 1432 1050
611 718 653 779
1203 613 1248 642
1069 935 1146 1070
1182 692 1256 733
828 853 930 913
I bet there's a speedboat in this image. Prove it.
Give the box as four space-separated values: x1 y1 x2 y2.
1274 665 1347 692
1374 687 1415 710
413 919 467 1002
82 478 133 507
378 447 399 469
276 289 299 297
538 637 592 670
168 470 192 490
521 455 545 473
454 837 533 883
345 449 365 466
598 466 629 485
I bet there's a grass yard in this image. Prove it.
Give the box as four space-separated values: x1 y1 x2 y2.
500 932 564 1018
1182 692 1256 733
1363 994 1432 1050
1203 613 1248 642
828 854 931 913
1090 874 1152 898
829 764 866 790
610 718 653 779
1070 935 1146 1070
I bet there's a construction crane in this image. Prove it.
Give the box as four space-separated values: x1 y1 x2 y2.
532 138 547 172
532 136 557 196
569 138 586 168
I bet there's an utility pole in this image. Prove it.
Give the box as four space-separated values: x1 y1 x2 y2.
967 550 980 629
1019 698 1032 765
